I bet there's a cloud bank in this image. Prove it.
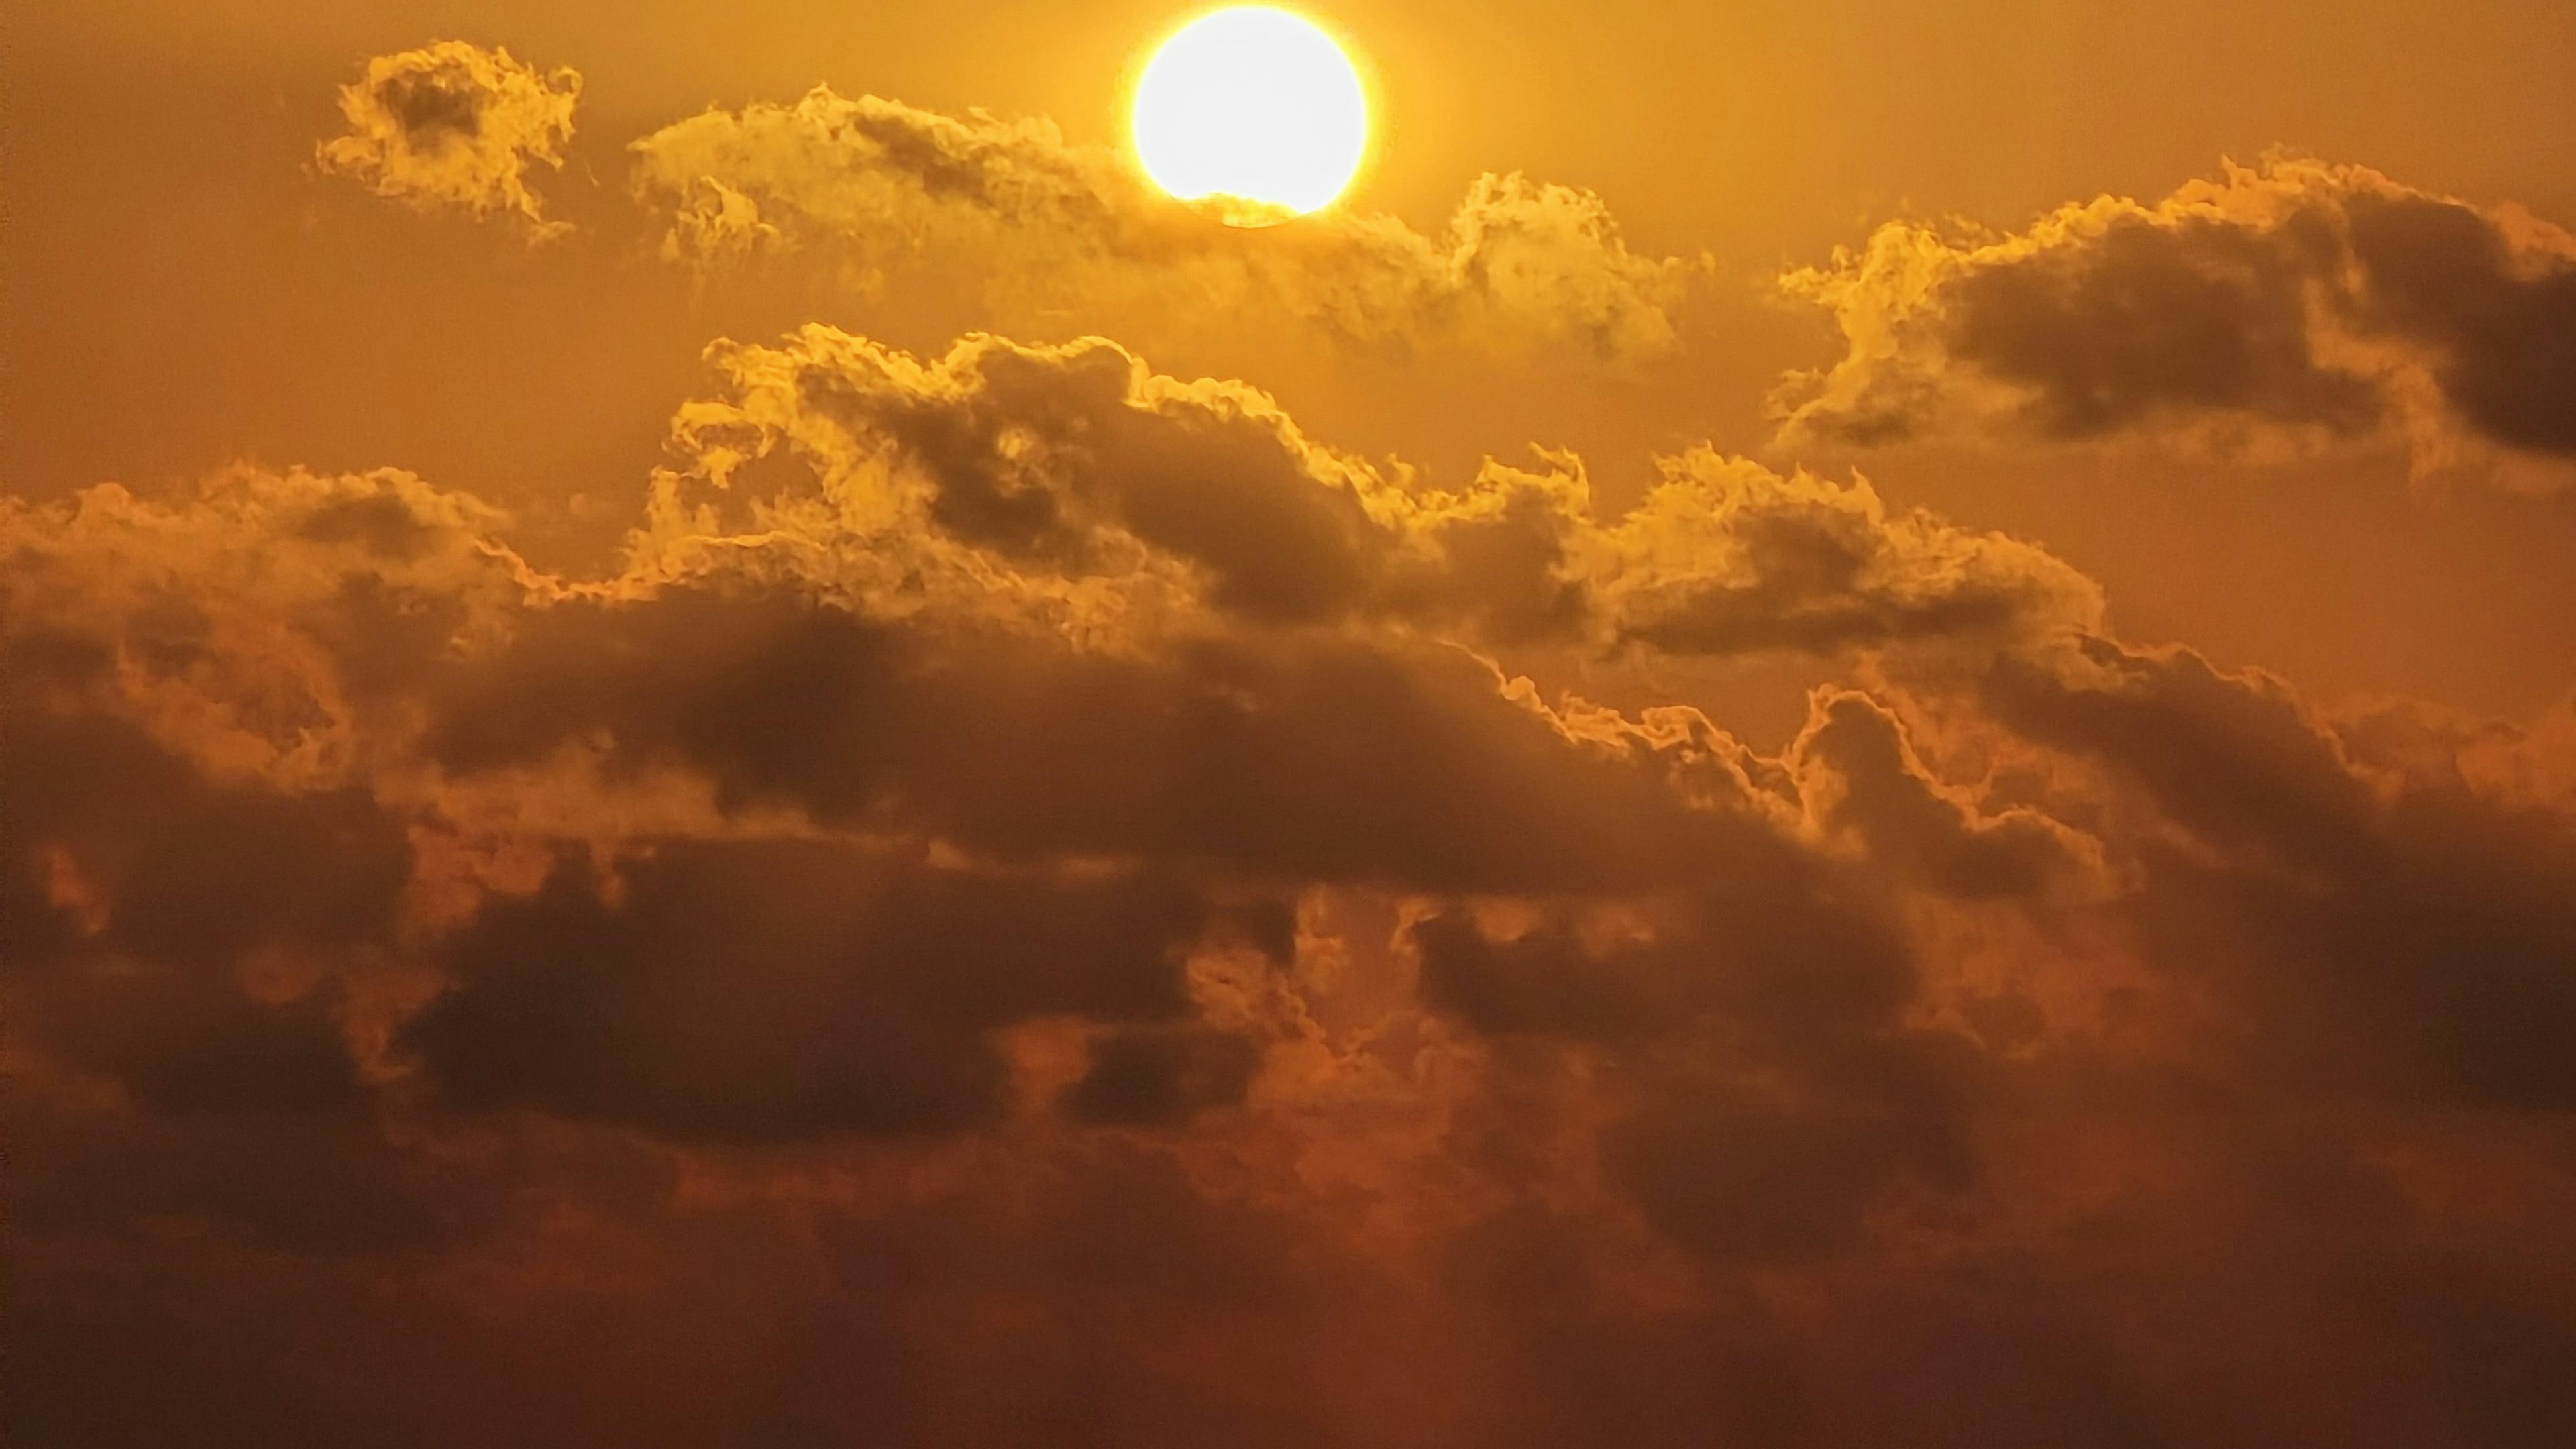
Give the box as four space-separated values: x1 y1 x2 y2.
11 317 2576 1445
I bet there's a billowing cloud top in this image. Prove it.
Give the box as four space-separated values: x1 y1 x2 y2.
637 325 2104 654
629 87 1697 357
1773 160 2576 494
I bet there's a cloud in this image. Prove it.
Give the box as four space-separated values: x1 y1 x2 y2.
421 586 1768 896
11 324 2576 1444
317 40 581 235
1988 637 2576 1109
405 840 1234 1139
1061 1024 1261 1125
1774 159 2576 492
1593 449 2106 658
642 325 2101 660
629 87 1697 358
1788 688 2099 899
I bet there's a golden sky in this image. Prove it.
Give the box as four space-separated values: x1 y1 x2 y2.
9 4 2576 1445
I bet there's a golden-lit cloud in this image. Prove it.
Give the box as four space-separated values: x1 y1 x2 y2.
631 87 1697 357
1776 159 2576 494
636 326 2100 662
316 40 582 235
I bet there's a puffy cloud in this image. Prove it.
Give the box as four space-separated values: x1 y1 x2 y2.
317 41 581 235
1774 159 2576 492
629 87 1697 357
645 327 1417 629
1593 449 2107 658
641 325 2101 661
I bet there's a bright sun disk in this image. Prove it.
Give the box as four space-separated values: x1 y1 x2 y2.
1131 7 1368 223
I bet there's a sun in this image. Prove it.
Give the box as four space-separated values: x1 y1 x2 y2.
1131 7 1368 224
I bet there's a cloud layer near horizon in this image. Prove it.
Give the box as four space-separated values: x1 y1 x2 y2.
11 311 2576 1445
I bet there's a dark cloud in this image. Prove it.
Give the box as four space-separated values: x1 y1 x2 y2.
1411 856 1983 1267
1 707 410 977
1944 212 2378 439
2342 189 2576 458
1062 1025 1260 1125
1990 638 2576 1108
1605 1035 1978 1263
405 841 1218 1139
34 967 362 1117
1776 160 2576 492
0 682 407 1123
417 580 1774 896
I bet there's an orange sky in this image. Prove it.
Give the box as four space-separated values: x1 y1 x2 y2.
9 5 2576 1445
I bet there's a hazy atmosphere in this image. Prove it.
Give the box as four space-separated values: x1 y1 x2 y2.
9 3 2576 1444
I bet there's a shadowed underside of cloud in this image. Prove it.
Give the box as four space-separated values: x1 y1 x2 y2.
316 40 582 235
1774 159 2576 493
9 319 2576 1444
628 85 1699 358
1987 637 2576 1108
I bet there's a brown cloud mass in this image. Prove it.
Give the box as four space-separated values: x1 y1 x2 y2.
11 310 2576 1444
1776 159 2576 493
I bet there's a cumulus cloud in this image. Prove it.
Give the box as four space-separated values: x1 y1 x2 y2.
11 323 2576 1446
629 87 1698 357
1593 449 2106 658
1774 158 2576 492
641 325 2102 659
317 40 581 234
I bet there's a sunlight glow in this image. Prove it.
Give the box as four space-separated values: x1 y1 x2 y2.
1131 7 1368 224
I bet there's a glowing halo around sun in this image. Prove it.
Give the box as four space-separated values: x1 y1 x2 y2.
1131 7 1368 225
